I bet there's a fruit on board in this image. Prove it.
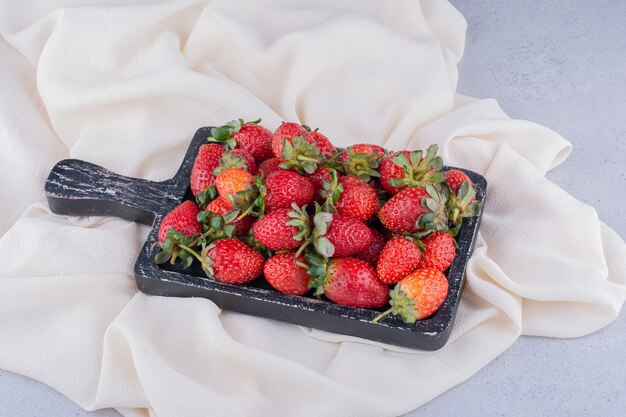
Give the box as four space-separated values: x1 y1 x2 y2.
158 201 202 243
307 256 389 308
263 252 311 295
373 268 448 323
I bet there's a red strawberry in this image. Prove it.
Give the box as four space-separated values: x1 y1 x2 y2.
378 186 447 234
158 201 202 243
445 169 472 195
312 211 374 258
378 187 427 234
215 168 255 199
252 204 310 251
231 149 258 175
204 238 264 284
417 231 456 271
272 122 310 160
258 158 282 179
445 171 482 233
272 122 327 174
264 170 314 212
263 252 310 295
308 130 335 157
232 123 274 162
208 119 272 163
190 144 225 196
354 227 386 266
376 235 422 284
340 144 386 181
340 144 386 162
378 150 410 195
308 256 389 308
334 176 380 221
205 196 252 236
213 148 258 177
378 145 444 195
309 166 334 203
373 268 448 323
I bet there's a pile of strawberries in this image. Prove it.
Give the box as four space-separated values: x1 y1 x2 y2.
154 119 482 324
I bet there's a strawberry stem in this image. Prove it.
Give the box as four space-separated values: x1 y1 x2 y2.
187 228 214 248
177 244 205 265
450 207 460 225
372 305 401 323
294 240 310 258
297 155 319 163
236 203 255 221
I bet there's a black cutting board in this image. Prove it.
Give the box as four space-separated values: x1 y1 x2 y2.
45 127 486 351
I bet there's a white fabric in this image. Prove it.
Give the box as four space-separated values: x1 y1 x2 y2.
0 1 624 416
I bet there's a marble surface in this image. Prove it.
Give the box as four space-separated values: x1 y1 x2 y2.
1 1 624 416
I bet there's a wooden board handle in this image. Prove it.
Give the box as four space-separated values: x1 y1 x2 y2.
45 159 181 225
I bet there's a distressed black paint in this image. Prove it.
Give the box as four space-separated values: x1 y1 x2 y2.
45 127 487 351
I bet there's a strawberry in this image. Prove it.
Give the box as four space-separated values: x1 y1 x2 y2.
340 144 386 181
232 123 274 162
213 149 258 176
158 201 202 243
208 119 273 163
264 170 314 212
417 231 456 271
325 215 374 257
310 207 374 258
306 255 389 308
202 238 265 284
309 166 335 203
378 151 409 195
373 268 448 323
378 145 444 195
263 252 310 295
376 235 422 284
252 204 310 251
307 130 335 157
215 168 255 199
230 149 258 175
378 185 448 234
334 176 380 221
272 122 310 160
340 144 386 162
190 144 225 196
272 122 325 174
354 227 386 266
258 158 282 179
445 171 483 235
205 196 252 236
445 169 472 195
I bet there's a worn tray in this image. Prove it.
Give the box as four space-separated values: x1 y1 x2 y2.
45 126 486 351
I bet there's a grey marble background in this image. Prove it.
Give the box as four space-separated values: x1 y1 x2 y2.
1 1 624 416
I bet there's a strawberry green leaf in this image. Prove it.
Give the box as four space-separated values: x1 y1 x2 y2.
314 237 335 258
393 153 412 170
389 285 417 324
162 237 174 252
154 250 171 264
222 209 239 224
429 172 446 183
196 185 218 208
388 178 406 187
304 251 328 296
179 251 193 268
409 151 422 168
209 127 230 142
209 216 223 229
449 222 462 237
